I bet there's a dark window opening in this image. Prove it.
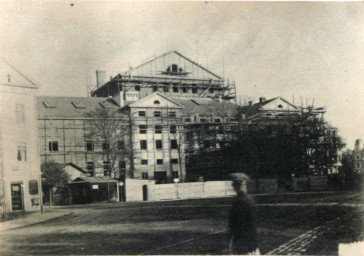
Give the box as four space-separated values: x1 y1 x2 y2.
171 158 178 164
163 87 169 93
86 141 94 151
170 125 177 134
173 87 178 93
118 140 125 150
140 140 147 150
155 125 162 134
173 171 179 179
139 125 147 134
141 159 148 165
182 88 188 93
103 161 110 176
139 111 146 116
153 86 158 92
29 180 38 195
154 111 161 117
119 161 126 169
102 142 110 151
169 111 176 117
48 141 58 152
156 140 163 149
171 140 178 149
192 88 198 94
135 85 141 91
157 159 163 165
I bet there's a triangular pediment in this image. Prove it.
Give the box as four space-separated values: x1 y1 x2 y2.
128 92 184 109
123 51 222 81
0 58 38 88
259 97 299 111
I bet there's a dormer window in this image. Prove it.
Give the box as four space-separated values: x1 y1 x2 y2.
162 64 189 76
278 104 283 109
154 100 160 105
72 101 86 109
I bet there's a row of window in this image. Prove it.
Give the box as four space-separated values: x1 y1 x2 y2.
138 111 177 117
141 171 179 180
140 158 178 165
139 125 177 134
48 141 125 152
11 181 39 195
134 85 214 94
140 139 178 150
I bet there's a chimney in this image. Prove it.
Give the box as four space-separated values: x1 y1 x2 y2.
248 100 253 106
96 70 107 88
355 139 362 151
259 97 266 103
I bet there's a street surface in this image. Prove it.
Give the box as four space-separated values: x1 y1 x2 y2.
0 191 362 255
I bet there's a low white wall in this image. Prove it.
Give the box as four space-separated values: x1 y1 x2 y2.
125 179 239 202
125 178 155 202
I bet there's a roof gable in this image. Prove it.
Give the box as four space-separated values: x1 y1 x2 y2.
128 92 184 109
0 58 39 89
123 51 222 80
257 97 299 111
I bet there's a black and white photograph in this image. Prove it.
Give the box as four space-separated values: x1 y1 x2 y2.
0 1 363 255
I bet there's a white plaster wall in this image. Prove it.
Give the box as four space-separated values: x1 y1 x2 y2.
0 84 41 212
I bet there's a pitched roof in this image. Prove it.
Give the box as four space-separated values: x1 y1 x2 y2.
122 50 223 80
0 58 39 89
171 97 238 117
37 96 127 119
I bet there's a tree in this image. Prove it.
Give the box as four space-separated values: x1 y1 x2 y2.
84 107 131 179
41 161 70 205
186 106 345 184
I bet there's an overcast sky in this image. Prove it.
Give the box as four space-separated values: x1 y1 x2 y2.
1 1 363 148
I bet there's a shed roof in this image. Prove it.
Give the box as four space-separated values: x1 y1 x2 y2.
70 176 118 184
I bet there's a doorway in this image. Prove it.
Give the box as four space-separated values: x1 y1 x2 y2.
11 183 24 211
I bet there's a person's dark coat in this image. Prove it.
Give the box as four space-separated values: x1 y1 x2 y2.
228 191 258 254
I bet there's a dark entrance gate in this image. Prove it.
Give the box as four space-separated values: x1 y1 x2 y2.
142 185 148 201
11 183 23 211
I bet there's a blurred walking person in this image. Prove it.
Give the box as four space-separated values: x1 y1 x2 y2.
228 173 260 255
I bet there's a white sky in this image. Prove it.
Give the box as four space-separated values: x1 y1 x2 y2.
1 1 363 149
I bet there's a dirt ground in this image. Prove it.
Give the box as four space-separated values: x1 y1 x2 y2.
0 191 362 255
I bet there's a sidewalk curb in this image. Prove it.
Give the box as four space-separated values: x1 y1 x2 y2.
0 211 73 232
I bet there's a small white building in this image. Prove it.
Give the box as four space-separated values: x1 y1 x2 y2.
0 59 42 213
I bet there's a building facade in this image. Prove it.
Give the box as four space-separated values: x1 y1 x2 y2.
353 139 364 174
0 61 42 213
37 96 130 178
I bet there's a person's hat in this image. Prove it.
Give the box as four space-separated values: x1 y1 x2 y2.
230 172 250 183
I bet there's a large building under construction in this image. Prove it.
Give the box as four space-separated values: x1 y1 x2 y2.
91 51 236 103
37 51 240 183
